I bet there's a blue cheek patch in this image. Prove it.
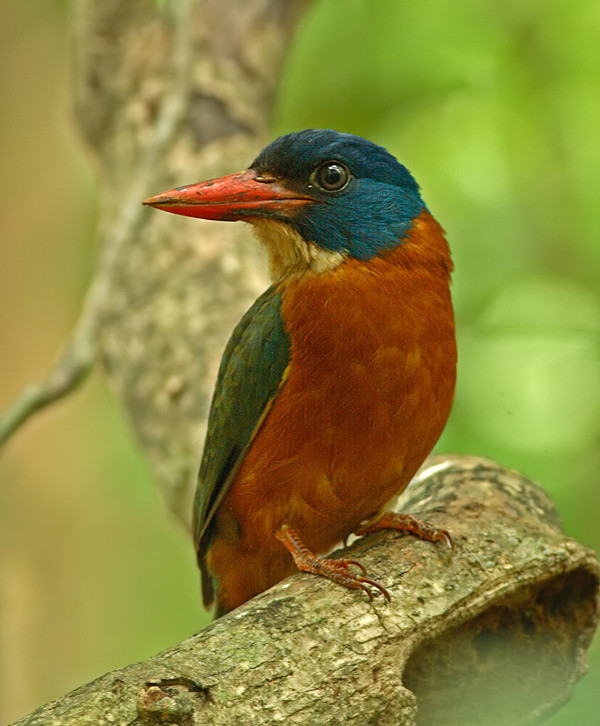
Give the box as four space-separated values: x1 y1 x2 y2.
292 181 426 260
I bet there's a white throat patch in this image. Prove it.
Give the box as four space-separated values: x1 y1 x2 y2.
250 219 346 282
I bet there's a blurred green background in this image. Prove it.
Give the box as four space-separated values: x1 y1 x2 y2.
1 0 599 723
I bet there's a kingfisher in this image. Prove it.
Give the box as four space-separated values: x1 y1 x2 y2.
144 129 456 617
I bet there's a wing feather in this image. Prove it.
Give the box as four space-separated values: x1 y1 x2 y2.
193 285 291 603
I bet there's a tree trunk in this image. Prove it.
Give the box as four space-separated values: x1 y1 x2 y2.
10 457 600 726
72 0 309 523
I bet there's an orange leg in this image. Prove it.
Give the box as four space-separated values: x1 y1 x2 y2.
275 524 391 603
354 512 454 551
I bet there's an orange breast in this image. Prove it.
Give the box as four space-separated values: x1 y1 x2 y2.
207 212 456 609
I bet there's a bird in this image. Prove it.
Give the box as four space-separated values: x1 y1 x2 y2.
143 129 456 617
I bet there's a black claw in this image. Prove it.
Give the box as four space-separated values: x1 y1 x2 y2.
344 559 368 575
358 583 375 602
358 576 391 603
435 530 455 551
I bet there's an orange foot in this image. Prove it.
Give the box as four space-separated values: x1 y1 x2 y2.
275 524 391 603
354 512 454 551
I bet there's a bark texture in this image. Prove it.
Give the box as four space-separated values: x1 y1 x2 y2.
11 457 600 726
73 0 309 523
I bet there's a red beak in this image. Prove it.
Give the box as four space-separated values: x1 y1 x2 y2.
143 170 315 221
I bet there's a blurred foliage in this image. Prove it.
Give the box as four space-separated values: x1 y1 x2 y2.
0 0 598 723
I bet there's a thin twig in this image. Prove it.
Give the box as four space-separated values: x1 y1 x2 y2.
0 332 96 448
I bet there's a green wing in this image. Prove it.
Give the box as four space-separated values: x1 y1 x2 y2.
193 285 291 603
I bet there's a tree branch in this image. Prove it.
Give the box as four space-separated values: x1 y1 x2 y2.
10 457 600 726
0 333 95 447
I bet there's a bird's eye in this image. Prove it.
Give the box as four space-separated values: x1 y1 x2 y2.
312 161 351 192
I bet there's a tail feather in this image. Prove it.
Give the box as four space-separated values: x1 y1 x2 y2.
198 551 216 609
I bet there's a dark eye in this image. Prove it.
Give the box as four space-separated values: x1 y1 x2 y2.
312 161 351 192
